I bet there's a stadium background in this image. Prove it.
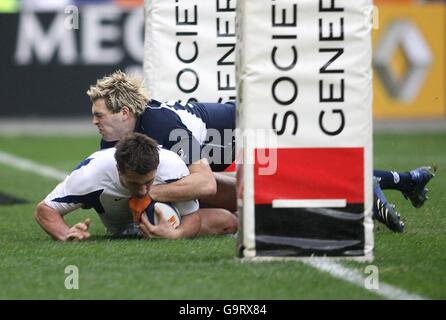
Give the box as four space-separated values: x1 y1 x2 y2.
0 0 445 300
0 0 444 121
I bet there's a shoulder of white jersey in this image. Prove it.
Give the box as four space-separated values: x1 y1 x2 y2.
66 148 117 190
78 148 116 171
156 147 189 183
89 147 116 160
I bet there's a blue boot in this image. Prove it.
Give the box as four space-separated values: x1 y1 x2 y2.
402 166 436 208
373 177 405 233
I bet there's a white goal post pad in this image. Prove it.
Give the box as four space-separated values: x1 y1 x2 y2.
236 0 374 259
144 0 236 103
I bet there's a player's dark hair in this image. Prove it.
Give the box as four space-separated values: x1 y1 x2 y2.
115 133 159 175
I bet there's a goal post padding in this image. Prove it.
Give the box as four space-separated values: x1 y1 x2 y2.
235 0 374 259
143 0 236 103
143 0 374 259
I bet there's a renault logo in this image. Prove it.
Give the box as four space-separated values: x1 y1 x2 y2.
374 21 432 103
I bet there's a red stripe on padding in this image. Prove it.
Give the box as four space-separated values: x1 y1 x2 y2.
254 148 364 205
224 161 236 172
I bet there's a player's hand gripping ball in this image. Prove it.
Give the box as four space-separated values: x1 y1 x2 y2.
129 197 181 228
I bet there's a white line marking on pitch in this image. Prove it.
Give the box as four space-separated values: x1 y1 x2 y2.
303 258 427 300
0 150 67 181
0 149 428 300
272 199 346 208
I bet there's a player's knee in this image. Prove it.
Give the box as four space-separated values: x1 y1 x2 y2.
221 213 238 234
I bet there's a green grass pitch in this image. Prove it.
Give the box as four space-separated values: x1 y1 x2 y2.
0 133 445 299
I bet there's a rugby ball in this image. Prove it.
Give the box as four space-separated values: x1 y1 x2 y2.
144 202 181 228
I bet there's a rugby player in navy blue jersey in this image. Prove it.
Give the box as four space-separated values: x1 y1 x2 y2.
86 70 436 233
99 99 236 173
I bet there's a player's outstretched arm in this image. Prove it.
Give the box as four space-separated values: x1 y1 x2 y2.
139 208 201 240
149 159 217 202
34 201 91 241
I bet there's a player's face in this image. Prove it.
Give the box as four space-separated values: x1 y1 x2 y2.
92 99 127 141
119 170 157 198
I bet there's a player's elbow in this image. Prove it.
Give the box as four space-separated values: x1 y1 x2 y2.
190 160 217 196
34 202 62 241
34 201 46 224
197 170 217 197
204 174 217 196
34 202 51 233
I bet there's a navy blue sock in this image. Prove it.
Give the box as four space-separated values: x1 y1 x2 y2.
373 170 413 192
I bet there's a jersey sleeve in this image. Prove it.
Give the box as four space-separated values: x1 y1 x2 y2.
44 180 84 216
172 199 199 216
44 156 105 216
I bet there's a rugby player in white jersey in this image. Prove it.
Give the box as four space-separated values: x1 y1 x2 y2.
34 133 237 241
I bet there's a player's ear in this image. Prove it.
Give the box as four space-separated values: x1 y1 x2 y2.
121 106 131 119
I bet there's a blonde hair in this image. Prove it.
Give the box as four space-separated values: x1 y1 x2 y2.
86 70 149 116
